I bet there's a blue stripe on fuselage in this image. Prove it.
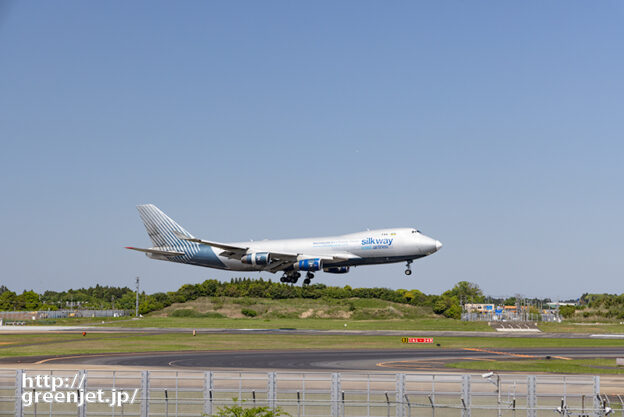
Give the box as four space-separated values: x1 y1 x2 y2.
187 245 226 268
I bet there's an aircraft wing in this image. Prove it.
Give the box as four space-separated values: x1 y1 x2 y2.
173 231 248 253
173 231 353 272
174 230 298 261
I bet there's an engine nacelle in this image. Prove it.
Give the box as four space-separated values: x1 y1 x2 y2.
294 258 323 271
241 252 270 266
323 266 350 274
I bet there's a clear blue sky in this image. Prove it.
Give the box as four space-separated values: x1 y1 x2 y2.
1 2 622 299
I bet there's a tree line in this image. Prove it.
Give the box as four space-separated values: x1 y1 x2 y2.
0 280 487 319
4 280 620 319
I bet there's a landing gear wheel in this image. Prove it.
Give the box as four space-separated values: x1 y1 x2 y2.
280 276 287 283
306 272 314 279
404 269 412 276
303 278 311 285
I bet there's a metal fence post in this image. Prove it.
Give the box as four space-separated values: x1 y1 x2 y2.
140 370 149 417
78 370 87 417
331 373 341 417
527 376 536 417
15 369 23 417
396 373 405 417
204 371 214 416
461 374 471 417
268 372 277 410
593 376 601 414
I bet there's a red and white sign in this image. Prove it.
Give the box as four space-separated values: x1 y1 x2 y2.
407 337 433 344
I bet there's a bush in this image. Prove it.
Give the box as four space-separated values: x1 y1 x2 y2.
559 305 576 319
241 308 257 317
170 309 201 318
203 312 225 318
233 297 256 306
212 297 225 310
214 401 289 416
169 309 224 318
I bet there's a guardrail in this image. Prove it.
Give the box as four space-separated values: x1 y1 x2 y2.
0 370 620 417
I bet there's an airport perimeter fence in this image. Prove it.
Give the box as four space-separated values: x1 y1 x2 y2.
460 312 560 322
0 369 622 417
0 310 129 322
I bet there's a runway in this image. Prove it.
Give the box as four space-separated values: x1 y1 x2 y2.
7 347 624 371
2 325 624 339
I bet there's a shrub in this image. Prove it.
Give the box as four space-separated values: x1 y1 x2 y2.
169 309 224 318
559 305 576 319
214 401 289 416
203 312 225 318
170 309 199 317
241 308 257 317
212 297 225 310
233 297 256 306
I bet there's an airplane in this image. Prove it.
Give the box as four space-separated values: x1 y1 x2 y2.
126 204 442 285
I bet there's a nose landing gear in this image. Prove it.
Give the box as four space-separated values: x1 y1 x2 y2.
405 260 413 276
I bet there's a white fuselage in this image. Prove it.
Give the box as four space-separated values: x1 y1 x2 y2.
215 228 441 271
130 204 442 279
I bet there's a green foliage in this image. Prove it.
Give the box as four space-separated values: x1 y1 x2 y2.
504 297 517 306
559 305 576 319
214 400 290 416
444 281 484 303
233 297 256 306
443 304 462 319
0 291 17 310
170 309 201 318
1 278 557 323
170 309 224 318
578 293 624 320
241 308 258 317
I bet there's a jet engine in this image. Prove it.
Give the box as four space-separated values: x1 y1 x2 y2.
323 266 350 274
241 252 270 266
294 258 323 271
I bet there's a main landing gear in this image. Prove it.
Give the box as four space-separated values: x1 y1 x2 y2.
281 271 315 285
405 260 413 276
280 272 300 284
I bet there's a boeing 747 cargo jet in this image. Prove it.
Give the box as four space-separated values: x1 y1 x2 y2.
127 204 442 285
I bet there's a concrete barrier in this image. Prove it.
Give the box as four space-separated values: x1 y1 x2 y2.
617 358 624 366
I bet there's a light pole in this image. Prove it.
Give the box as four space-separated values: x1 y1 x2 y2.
135 277 139 317
483 372 502 417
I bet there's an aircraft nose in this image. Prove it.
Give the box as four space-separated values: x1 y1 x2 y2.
435 240 443 251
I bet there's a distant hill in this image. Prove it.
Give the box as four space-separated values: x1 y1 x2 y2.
154 296 434 320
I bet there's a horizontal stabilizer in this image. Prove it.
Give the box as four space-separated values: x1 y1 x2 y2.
125 246 185 256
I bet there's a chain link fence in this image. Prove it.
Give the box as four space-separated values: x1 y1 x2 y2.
0 369 621 417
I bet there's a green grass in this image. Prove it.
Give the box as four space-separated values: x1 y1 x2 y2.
538 321 624 334
0 333 622 359
446 358 624 374
98 316 494 331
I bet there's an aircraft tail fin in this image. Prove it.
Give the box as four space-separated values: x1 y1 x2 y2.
136 204 193 247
